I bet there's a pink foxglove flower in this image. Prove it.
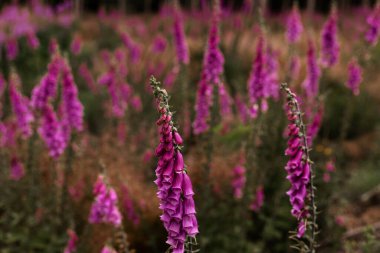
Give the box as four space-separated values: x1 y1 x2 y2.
152 34 167 53
248 36 266 112
265 46 280 100
151 77 198 253
303 39 320 99
61 58 84 132
38 105 67 159
26 32 40 50
88 174 122 227
235 95 250 124
231 165 246 199
250 185 264 212
63 229 78 253
320 9 340 67
9 155 25 181
120 32 141 64
366 5 380 45
346 58 362 96
70 35 82 55
307 104 324 146
79 63 97 93
286 4 303 43
173 7 189 65
31 53 62 110
282 84 313 239
218 83 232 117
9 72 34 138
6 38 18 60
101 246 116 253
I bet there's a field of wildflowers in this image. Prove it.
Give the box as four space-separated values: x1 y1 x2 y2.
0 0 380 252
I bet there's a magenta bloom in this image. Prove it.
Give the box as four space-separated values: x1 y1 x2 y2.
9 155 25 181
286 5 303 43
193 79 212 134
0 121 17 148
320 10 340 67
26 32 40 50
218 83 232 117
284 95 311 238
302 39 320 99
63 229 78 253
346 58 362 96
231 165 246 199
122 185 140 226
120 32 141 63
248 36 266 108
235 95 250 124
79 63 97 93
307 104 324 146
61 58 84 132
101 246 116 253
366 5 380 45
38 105 67 159
173 9 189 65
250 185 264 212
89 174 122 227
265 46 280 100
31 53 61 110
152 79 198 253
6 38 18 60
70 35 82 55
9 73 34 138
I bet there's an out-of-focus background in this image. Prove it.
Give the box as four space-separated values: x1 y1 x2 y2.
0 0 380 253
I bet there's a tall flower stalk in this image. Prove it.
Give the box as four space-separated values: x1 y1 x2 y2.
281 83 317 252
151 76 199 253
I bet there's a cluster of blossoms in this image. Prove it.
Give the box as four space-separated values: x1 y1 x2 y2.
151 77 198 253
303 39 320 99
193 2 228 134
88 174 122 227
173 7 189 65
366 4 380 45
320 9 340 67
120 32 141 64
231 164 246 199
346 58 363 96
31 52 83 158
282 84 314 239
70 34 82 55
286 4 303 43
152 34 167 54
10 155 25 181
9 71 34 138
79 63 97 93
250 185 265 212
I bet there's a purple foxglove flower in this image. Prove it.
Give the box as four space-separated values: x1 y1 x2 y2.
152 34 167 53
283 88 312 239
366 5 380 45
218 83 232 116
9 73 34 138
79 63 97 93
286 5 303 43
202 10 224 85
250 185 264 212
231 165 246 199
31 53 62 110
151 78 199 253
120 32 141 64
6 38 19 60
193 79 212 134
63 229 78 253
302 39 320 99
248 36 266 108
122 185 140 226
265 46 280 100
307 104 323 146
320 10 340 67
9 155 25 181
70 35 82 55
235 95 249 124
89 174 122 227
61 58 84 131
173 8 189 65
26 32 40 50
38 105 67 159
346 58 362 96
